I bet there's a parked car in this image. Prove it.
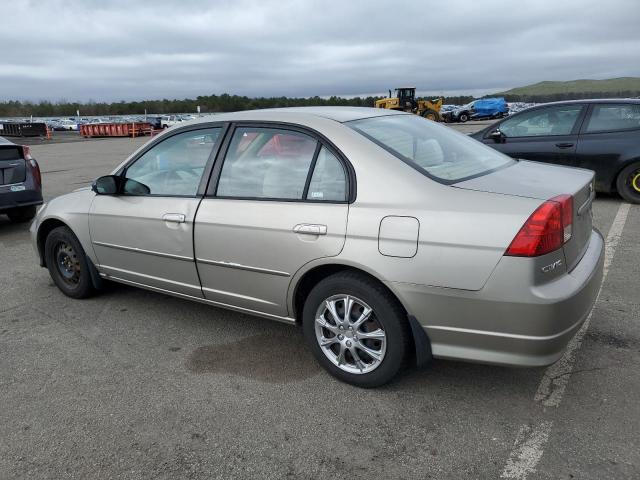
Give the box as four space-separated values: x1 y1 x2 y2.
443 98 509 123
160 115 184 129
471 99 640 203
144 116 162 130
53 119 78 131
31 107 603 387
1 137 42 222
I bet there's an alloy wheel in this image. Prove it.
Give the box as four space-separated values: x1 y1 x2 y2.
314 294 387 374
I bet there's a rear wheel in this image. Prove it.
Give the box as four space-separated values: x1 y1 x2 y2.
44 226 95 299
458 112 469 123
7 205 36 223
616 162 640 204
302 272 411 388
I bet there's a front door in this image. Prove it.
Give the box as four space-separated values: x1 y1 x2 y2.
194 125 350 318
89 127 223 296
483 104 585 167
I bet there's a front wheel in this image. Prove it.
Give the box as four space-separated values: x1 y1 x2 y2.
44 226 96 299
7 205 36 223
458 113 469 123
616 162 640 204
422 109 439 121
302 272 411 388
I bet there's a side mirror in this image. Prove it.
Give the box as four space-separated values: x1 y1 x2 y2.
489 129 505 143
92 175 121 195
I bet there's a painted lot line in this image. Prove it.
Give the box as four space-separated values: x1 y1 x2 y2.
501 202 631 480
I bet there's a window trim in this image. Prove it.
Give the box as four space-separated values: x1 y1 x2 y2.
493 104 587 139
114 122 230 198
579 102 640 135
205 121 356 204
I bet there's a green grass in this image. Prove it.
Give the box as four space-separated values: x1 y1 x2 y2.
493 77 640 101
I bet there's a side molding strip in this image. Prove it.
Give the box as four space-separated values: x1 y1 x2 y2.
196 258 290 277
93 241 193 262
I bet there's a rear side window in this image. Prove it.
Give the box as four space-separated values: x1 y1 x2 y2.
349 114 512 183
499 105 583 137
306 147 347 201
216 128 318 199
585 104 640 133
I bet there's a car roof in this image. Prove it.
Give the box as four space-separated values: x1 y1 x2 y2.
187 106 407 125
0 136 16 146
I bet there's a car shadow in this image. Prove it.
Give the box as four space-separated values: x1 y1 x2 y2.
96 282 542 393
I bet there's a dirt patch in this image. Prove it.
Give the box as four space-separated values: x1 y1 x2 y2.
586 330 638 350
186 330 321 384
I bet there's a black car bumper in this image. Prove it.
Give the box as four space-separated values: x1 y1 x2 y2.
0 188 43 212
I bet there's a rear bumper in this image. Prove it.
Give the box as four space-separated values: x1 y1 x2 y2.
0 188 43 212
389 229 605 367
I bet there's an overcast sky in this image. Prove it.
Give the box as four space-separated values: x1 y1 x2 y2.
2 0 639 102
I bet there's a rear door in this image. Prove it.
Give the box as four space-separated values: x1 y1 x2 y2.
482 104 586 167
194 124 350 318
575 103 640 191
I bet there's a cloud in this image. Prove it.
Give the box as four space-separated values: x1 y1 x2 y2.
1 0 638 101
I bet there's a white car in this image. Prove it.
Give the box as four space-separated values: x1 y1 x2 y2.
160 115 183 129
57 119 78 131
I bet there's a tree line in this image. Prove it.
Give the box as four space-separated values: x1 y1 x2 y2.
0 93 475 118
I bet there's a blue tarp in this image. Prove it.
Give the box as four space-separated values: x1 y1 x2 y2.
472 97 508 117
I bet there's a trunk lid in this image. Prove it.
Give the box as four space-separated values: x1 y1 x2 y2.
454 160 595 270
0 146 26 186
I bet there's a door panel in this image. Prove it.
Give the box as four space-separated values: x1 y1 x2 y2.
483 104 585 167
194 200 348 316
487 134 578 166
89 196 203 296
88 127 223 295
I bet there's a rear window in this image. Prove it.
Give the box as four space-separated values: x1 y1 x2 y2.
0 146 21 161
585 104 640 133
348 114 513 183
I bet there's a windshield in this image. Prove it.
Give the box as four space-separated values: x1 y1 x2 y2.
348 114 513 183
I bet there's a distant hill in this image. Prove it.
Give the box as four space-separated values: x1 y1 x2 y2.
493 77 640 102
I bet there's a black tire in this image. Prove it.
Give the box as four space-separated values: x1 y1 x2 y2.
458 112 469 123
7 205 36 223
302 271 411 388
616 162 640 204
44 226 95 299
421 109 439 121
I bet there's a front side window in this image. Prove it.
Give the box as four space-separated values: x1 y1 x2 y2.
216 128 318 199
348 114 512 183
125 128 221 196
585 104 640 133
499 105 583 137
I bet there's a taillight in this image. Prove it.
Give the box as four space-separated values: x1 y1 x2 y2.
505 194 573 257
22 145 42 188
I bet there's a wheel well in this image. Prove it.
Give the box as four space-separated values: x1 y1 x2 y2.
293 264 431 366
37 218 67 267
612 159 640 192
292 264 407 323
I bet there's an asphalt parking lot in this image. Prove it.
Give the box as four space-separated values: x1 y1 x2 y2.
1 124 639 479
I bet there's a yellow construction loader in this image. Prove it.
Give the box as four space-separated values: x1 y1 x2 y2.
375 87 443 121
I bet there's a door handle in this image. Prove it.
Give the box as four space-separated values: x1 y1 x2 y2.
555 142 574 149
293 224 327 235
162 213 186 223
